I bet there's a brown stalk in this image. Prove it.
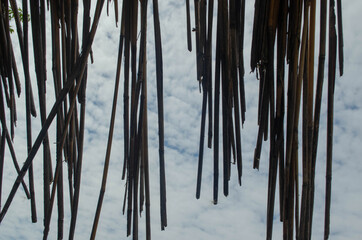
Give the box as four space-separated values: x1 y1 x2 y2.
299 3 312 240
23 0 39 224
206 0 213 150
30 0 53 224
68 0 90 238
265 0 280 238
153 0 167 230
213 4 221 203
324 1 337 238
309 0 327 238
0 129 5 211
289 3 308 239
122 0 131 180
336 0 343 76
5 128 31 199
140 19 151 236
90 2 125 239
238 0 246 125
126 0 139 235
186 0 192 51
42 3 64 234
275 0 287 222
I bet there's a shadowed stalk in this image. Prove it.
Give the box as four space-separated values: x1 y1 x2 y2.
275 0 287 223
68 0 91 238
299 3 312 239
141 37 151 239
30 0 53 225
122 0 131 180
238 0 246 125
309 1 327 238
90 2 125 239
186 0 192 51
336 0 343 76
153 0 167 230
0 130 5 211
196 75 208 199
265 0 279 238
213 5 221 203
324 1 337 239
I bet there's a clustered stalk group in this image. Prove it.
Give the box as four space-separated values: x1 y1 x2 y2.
188 0 246 204
0 0 108 239
1 0 166 239
0 0 344 239
90 0 167 239
189 0 343 240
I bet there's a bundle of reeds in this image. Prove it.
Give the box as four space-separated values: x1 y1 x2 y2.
0 1 106 239
1 0 167 239
90 0 167 239
189 0 344 239
188 0 246 204
1 0 33 220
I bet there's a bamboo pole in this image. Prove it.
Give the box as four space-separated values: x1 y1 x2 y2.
186 0 192 51
309 1 327 238
141 28 151 239
336 0 343 76
152 0 167 230
68 0 90 238
90 2 125 239
213 3 221 203
0 129 5 211
299 3 311 240
324 1 337 239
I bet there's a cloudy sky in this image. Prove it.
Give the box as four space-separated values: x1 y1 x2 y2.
1 0 362 239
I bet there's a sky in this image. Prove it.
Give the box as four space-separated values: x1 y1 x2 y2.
1 0 362 239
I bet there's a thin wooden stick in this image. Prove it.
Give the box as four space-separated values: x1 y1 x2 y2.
324 1 337 239
153 0 167 230
90 3 125 239
265 1 280 238
196 74 208 199
122 0 131 180
299 3 311 239
309 1 327 238
0 130 5 211
336 0 343 76
186 0 192 51
140 27 151 238
68 0 91 237
30 0 52 224
4 129 31 199
212 4 221 203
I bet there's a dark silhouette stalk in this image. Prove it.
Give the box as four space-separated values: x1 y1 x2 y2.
0 130 5 211
336 0 343 76
309 1 327 238
90 2 125 239
212 4 221 203
324 1 337 239
186 0 192 51
196 78 208 199
153 0 167 230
